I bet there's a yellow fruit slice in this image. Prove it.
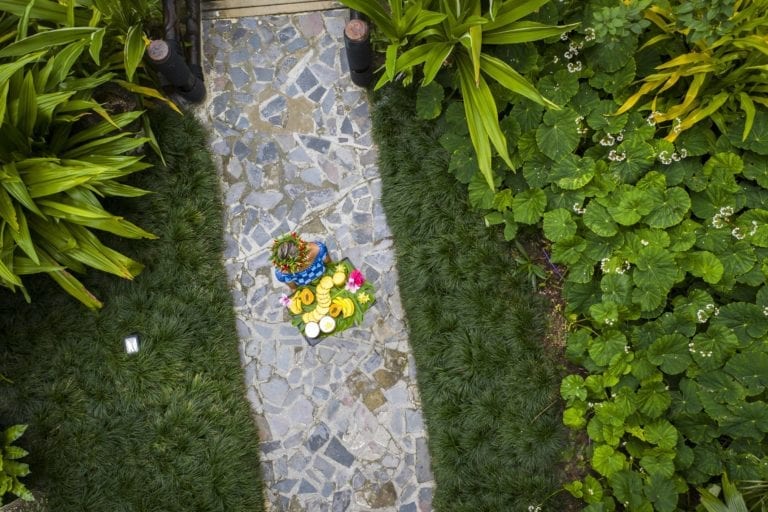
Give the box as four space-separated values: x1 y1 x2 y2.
319 276 334 290
299 288 315 305
332 271 346 287
342 298 355 318
289 296 303 315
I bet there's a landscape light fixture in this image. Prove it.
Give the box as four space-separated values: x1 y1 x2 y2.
124 333 140 354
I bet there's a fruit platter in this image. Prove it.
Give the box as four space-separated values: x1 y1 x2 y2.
281 259 375 345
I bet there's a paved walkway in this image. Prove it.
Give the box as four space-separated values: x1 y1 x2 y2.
199 10 434 511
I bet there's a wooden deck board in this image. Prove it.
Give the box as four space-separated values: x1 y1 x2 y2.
202 0 342 18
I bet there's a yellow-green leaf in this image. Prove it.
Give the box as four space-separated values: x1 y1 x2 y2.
0 27 97 58
123 24 146 83
739 92 756 141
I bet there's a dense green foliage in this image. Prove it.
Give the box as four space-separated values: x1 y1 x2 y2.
372 85 571 511
0 0 178 308
0 424 31 505
393 0 768 509
340 0 576 189
0 109 265 511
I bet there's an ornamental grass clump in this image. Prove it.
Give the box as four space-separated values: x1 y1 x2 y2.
338 0 577 190
617 0 768 142
0 0 177 308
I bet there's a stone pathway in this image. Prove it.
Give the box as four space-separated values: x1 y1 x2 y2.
199 10 434 511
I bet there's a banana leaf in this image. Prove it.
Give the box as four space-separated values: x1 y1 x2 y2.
483 21 578 45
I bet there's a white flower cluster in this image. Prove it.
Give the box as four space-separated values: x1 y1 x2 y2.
605 318 616 326
696 303 719 323
641 239 649 246
646 111 661 126
563 38 584 73
658 149 688 165
689 341 714 358
575 116 588 135
732 227 745 240
673 117 683 134
584 27 596 42
528 506 542 512
763 306 768 316
711 206 735 229
600 258 631 274
608 149 627 162
599 130 624 147
573 202 586 215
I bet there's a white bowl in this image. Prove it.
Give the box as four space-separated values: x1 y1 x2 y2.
304 321 320 338
319 315 336 333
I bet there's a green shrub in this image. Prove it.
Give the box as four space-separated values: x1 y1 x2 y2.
0 0 176 308
422 0 768 509
339 0 577 189
0 424 31 506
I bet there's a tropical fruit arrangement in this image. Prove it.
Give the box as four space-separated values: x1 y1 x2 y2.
282 259 375 340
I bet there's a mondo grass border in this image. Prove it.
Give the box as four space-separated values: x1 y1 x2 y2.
372 85 572 511
0 109 265 511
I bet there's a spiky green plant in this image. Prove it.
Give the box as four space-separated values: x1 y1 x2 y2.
0 0 180 308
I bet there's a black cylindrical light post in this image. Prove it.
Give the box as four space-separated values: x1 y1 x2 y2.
344 12 373 87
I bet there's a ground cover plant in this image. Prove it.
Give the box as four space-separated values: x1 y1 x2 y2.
368 0 768 509
372 84 571 511
0 109 265 511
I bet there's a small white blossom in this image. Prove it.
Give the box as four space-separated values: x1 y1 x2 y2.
567 60 583 73
658 151 673 165
763 306 768 316
600 133 616 146
750 220 759 236
584 27 596 41
732 227 745 240
552 55 560 63
573 202 586 215
673 117 683 134
608 150 627 162
646 111 660 126
564 50 573 59
697 309 708 323
616 130 624 142
605 319 615 326
560 32 570 41
641 239 649 246
624 345 630 353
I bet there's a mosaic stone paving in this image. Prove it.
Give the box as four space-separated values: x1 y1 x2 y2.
199 9 435 511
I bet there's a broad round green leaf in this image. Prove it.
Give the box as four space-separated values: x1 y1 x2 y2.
589 300 619 326
536 108 581 160
592 445 625 477
551 155 597 190
512 188 547 224
644 419 678 450
644 187 690 229
691 324 740 370
724 351 768 395
683 251 724 284
561 374 588 402
588 329 626 366
583 201 618 237
416 81 444 120
647 334 691 375
712 302 768 341
611 470 646 510
609 137 656 184
543 208 577 242
537 69 579 106
645 474 679 512
637 381 671 418
633 246 680 291
640 449 676 477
